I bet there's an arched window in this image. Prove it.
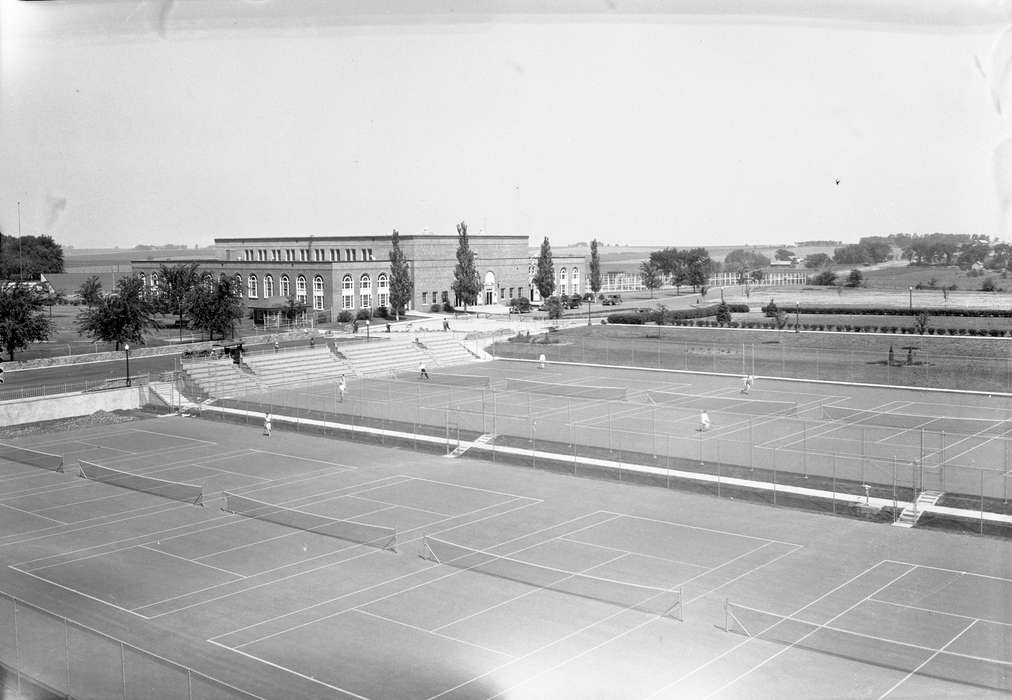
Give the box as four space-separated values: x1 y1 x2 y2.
263 274 274 298
248 274 258 298
233 273 243 297
280 275 290 298
341 274 354 310
377 273 389 308
296 275 307 303
313 275 325 311
137 272 146 286
359 274 372 309
149 272 159 292
560 267 568 295
571 267 580 294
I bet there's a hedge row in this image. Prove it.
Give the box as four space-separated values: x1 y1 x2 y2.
607 317 1011 335
606 304 749 325
760 304 1012 318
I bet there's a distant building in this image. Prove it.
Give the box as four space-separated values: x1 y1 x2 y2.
131 232 586 322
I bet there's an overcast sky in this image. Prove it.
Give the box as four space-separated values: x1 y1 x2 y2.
1 1 1010 250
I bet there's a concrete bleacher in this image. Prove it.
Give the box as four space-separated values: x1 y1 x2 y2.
337 339 425 376
181 358 262 398
244 347 354 388
416 335 484 367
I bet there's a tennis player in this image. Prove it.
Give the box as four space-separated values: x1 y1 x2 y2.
338 375 347 403
419 362 429 380
698 409 711 432
539 353 546 369
741 375 754 394
263 412 272 437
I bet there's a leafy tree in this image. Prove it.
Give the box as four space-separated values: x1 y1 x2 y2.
845 268 863 287
914 312 929 335
185 275 244 341
639 260 663 297
804 253 832 269
987 242 1010 270
0 235 64 280
533 236 555 301
42 288 66 318
282 295 308 322
543 296 564 320
684 247 713 291
77 276 159 350
810 270 837 285
774 248 795 261
715 302 732 327
857 236 893 263
78 275 103 308
451 221 481 311
833 244 872 265
981 277 1000 292
0 283 54 360
649 248 686 291
589 239 602 294
387 229 412 320
956 235 991 269
724 249 770 275
157 262 201 339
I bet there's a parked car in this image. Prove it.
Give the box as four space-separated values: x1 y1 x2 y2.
565 294 583 309
600 294 623 306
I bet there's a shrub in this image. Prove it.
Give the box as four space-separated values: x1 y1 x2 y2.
544 297 564 320
337 310 354 323
606 312 647 324
810 270 837 286
845 269 862 287
715 302 732 327
430 303 442 312
762 300 779 317
442 301 454 312
372 306 389 319
355 309 372 321
509 297 531 313
981 278 998 292
914 312 929 335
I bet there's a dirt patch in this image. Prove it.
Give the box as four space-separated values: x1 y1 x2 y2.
0 410 150 440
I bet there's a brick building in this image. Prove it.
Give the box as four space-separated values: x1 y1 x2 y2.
131 232 587 323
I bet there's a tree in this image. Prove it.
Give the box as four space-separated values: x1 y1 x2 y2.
0 283 54 360
684 248 713 291
774 248 795 262
833 244 872 266
810 270 837 285
387 229 412 320
78 275 103 308
857 236 893 263
157 262 201 340
451 221 481 312
639 260 663 297
533 236 555 301
589 239 602 294
845 268 863 287
77 275 160 350
804 253 832 269
914 312 930 335
0 235 64 280
543 296 563 320
185 275 244 341
724 249 770 273
715 302 732 327
282 295 308 323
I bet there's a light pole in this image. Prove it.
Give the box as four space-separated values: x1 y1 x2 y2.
366 319 371 342
795 301 800 333
908 286 913 312
124 343 131 387
587 295 592 326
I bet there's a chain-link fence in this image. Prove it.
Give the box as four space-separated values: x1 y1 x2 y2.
0 590 262 700
490 332 1012 393
187 376 1012 535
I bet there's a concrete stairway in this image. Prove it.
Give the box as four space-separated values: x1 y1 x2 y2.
147 381 200 411
244 347 355 388
417 335 485 367
893 490 944 528
338 340 425 376
181 359 262 398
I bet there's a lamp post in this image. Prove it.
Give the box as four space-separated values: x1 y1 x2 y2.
124 343 131 387
587 295 592 326
908 286 913 312
795 301 800 333
365 319 371 342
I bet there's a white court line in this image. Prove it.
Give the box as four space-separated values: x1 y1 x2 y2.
7 565 153 620
354 608 517 659
438 529 801 699
139 544 246 579
884 559 1012 584
338 495 453 519
145 496 543 619
597 510 802 547
206 639 371 700
556 536 711 572
210 505 598 644
701 565 918 699
879 619 981 699
867 597 1012 628
0 501 67 525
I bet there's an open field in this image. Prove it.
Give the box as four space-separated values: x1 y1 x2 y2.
1 407 1010 699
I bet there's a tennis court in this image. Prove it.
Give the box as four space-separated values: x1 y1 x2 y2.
1 412 1010 699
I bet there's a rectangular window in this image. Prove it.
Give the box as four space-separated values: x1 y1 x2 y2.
331 249 339 261
441 291 449 303
345 249 352 261
422 292 428 304
500 288 506 301
367 249 374 261
352 249 358 261
299 250 306 261
360 293 371 309
509 287 514 299
342 294 353 310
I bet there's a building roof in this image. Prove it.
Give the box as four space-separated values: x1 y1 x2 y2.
41 272 120 293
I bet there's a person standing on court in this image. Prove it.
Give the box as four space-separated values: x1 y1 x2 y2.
338 375 347 403
263 412 272 438
741 375 754 395
419 361 429 380
273 340 279 353
539 352 546 369
698 409 711 432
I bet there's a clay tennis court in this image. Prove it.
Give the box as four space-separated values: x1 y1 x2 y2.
1 366 1010 698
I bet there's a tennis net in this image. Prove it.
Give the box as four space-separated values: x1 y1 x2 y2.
647 391 797 416
821 406 1011 436
79 461 203 505
505 378 627 400
421 535 682 619
723 600 1012 693
222 492 397 551
0 442 63 472
395 372 491 387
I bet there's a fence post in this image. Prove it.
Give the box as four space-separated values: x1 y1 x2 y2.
832 453 837 515
120 642 127 700
980 469 985 536
802 422 808 478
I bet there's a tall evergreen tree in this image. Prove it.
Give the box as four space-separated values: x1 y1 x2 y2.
451 221 481 311
589 239 602 294
533 236 555 301
388 229 412 320
0 283 54 361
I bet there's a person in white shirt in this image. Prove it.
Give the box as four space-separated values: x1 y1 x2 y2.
698 410 711 432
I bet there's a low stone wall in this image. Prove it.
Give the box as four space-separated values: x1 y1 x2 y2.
0 386 145 427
